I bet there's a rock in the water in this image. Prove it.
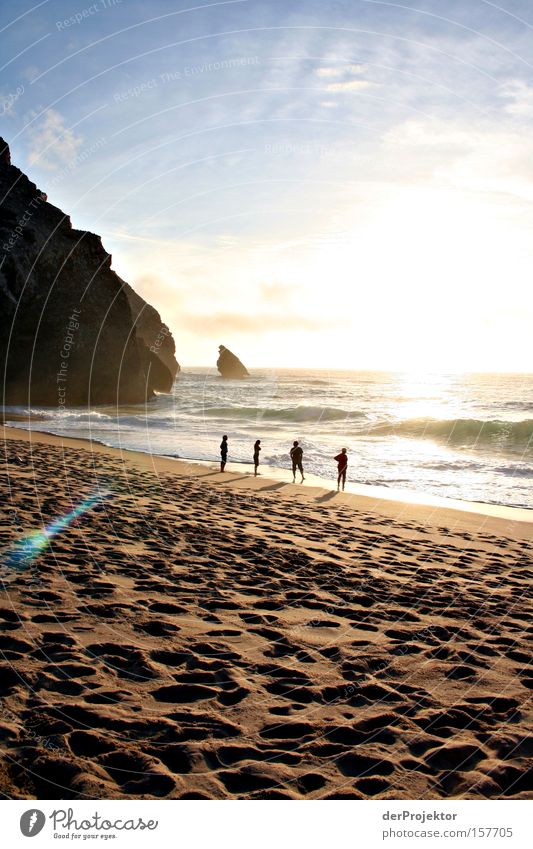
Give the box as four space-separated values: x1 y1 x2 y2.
216 345 249 378
0 137 179 407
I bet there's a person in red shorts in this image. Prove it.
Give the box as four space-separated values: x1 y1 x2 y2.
334 448 348 491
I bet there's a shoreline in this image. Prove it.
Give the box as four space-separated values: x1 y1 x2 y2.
3 423 533 534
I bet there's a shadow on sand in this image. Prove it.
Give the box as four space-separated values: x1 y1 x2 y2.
257 482 288 492
315 491 338 503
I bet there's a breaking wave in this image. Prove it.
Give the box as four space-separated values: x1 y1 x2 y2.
369 417 533 449
199 405 367 423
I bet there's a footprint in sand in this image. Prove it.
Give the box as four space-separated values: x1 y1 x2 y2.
97 750 175 796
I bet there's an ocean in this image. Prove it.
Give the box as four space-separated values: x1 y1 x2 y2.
7 369 533 509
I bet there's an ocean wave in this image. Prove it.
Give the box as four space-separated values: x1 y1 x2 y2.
198 405 367 423
493 464 533 478
4 407 113 422
421 460 485 471
500 401 533 411
368 417 533 449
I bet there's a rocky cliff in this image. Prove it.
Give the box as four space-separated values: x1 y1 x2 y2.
0 137 179 408
216 345 249 378
123 281 180 392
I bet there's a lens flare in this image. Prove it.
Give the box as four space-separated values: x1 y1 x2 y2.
3 490 110 572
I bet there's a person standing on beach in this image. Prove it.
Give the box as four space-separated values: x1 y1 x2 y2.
290 440 305 483
220 435 228 472
253 439 261 476
334 448 348 491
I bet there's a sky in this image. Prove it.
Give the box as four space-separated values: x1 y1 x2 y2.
2 0 533 371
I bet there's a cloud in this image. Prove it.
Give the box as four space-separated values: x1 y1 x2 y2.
315 63 372 93
380 117 533 199
316 64 366 78
179 312 337 336
260 280 296 303
133 272 185 302
21 66 40 83
499 80 533 118
325 80 372 92
316 66 343 78
0 88 22 118
382 119 469 151
27 109 84 171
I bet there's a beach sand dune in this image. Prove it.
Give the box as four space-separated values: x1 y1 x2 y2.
0 428 532 800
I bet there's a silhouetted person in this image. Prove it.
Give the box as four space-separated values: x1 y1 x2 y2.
334 448 348 491
253 439 261 476
290 440 305 483
220 434 228 472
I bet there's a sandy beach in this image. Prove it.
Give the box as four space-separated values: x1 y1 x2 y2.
0 425 531 800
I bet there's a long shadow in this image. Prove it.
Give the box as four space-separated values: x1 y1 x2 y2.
192 471 252 481
258 482 288 492
211 475 251 484
315 491 338 503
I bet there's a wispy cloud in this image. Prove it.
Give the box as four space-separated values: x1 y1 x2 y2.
180 312 337 336
260 281 297 303
27 109 83 171
316 64 367 78
325 80 373 92
314 62 373 94
0 87 23 118
381 116 533 193
316 66 343 78
499 79 533 117
21 65 40 82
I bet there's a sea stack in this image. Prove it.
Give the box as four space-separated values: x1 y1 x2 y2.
216 345 249 378
0 137 179 407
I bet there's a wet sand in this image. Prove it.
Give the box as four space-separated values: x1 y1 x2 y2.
0 425 532 800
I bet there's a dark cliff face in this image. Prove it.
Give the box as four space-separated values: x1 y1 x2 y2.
123 281 180 392
0 137 179 407
216 345 249 378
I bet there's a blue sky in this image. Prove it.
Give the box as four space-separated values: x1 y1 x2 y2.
2 0 533 369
